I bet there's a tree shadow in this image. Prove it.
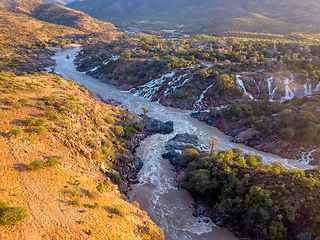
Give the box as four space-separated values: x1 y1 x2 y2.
13 163 28 172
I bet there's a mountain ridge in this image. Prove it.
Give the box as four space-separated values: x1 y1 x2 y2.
67 0 320 34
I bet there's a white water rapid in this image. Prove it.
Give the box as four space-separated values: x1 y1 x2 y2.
48 47 313 240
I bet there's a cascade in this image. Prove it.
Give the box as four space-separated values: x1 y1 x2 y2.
103 55 120 65
131 72 175 100
163 74 188 96
193 84 214 111
235 75 254 100
303 79 312 95
314 82 320 92
281 78 295 101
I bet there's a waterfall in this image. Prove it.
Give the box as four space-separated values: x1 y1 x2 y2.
193 84 214 111
235 75 254 100
131 72 175 100
281 78 295 101
257 84 261 100
270 87 277 102
314 82 320 92
103 55 120 65
163 74 189 96
267 76 274 100
303 79 312 96
89 66 99 72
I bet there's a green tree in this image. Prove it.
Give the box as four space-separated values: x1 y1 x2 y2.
217 74 233 90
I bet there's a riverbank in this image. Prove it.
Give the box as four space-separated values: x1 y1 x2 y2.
86 90 174 193
72 49 315 164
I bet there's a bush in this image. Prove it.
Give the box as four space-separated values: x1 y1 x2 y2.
29 160 44 171
24 118 36 126
18 99 29 105
34 118 47 126
173 89 188 99
0 202 8 210
114 126 124 137
112 205 126 216
10 128 23 137
0 206 28 225
96 182 106 194
110 173 122 184
105 114 115 124
71 197 80 206
34 126 46 134
46 157 58 167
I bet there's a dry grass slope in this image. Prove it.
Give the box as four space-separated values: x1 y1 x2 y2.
0 72 164 240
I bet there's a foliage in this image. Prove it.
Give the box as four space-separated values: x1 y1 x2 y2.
29 160 44 171
185 147 320 239
46 157 58 167
10 128 23 137
0 206 28 225
110 173 122 184
96 182 106 194
34 126 46 134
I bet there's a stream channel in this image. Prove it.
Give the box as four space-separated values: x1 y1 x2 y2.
48 47 312 240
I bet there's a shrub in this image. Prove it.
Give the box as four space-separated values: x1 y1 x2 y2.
0 206 28 225
34 126 46 134
18 99 28 105
96 182 106 194
173 89 188 99
10 128 23 137
34 118 47 126
71 197 80 206
46 157 58 167
24 118 36 126
0 202 8 210
37 101 44 107
29 160 44 171
88 189 99 199
110 173 122 184
105 114 115 124
269 221 287 240
112 205 126 216
114 126 124 137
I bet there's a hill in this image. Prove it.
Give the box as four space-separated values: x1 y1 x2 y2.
67 0 320 34
1 0 115 32
0 71 164 239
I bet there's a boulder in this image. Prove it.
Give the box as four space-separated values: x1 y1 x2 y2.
141 117 174 134
162 150 180 166
234 128 259 143
165 133 199 150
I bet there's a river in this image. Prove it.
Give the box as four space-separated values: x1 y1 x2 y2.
48 47 311 240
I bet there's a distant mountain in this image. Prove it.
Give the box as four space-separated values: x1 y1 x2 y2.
38 0 74 4
67 0 320 34
1 0 115 32
38 0 66 5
